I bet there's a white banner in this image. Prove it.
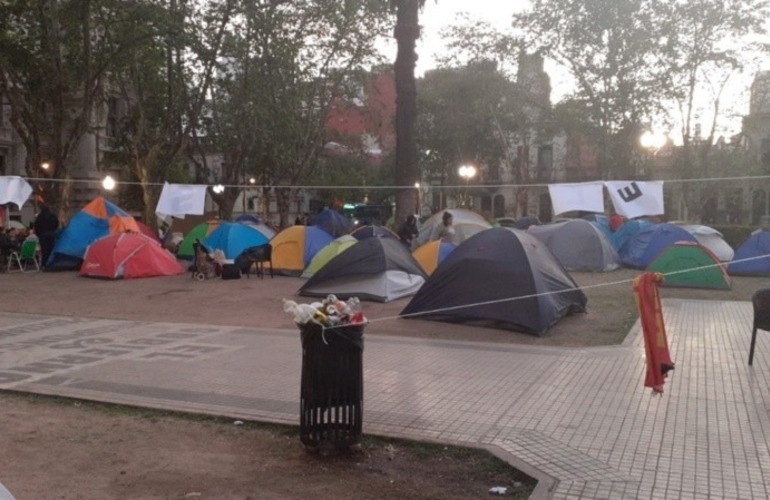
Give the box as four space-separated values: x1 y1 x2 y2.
548 182 605 216
0 176 33 208
604 181 664 218
155 182 208 221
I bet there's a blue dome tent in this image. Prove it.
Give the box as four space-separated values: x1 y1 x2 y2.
203 222 269 260
309 208 353 238
728 231 770 276
618 223 697 269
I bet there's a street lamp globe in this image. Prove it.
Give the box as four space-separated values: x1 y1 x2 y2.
458 165 477 181
102 175 116 191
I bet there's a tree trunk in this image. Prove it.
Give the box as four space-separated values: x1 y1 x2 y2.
393 0 420 225
211 188 240 221
275 187 293 229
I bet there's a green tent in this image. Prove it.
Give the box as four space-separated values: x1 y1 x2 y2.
646 242 731 290
177 220 220 260
301 235 358 278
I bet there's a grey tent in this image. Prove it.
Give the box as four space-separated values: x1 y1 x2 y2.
414 208 491 247
298 237 427 302
401 227 587 335
528 219 620 272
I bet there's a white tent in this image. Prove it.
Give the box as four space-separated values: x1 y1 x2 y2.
414 208 491 247
679 225 734 262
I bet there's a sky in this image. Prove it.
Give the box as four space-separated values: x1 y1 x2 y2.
416 1 523 73
378 1 769 141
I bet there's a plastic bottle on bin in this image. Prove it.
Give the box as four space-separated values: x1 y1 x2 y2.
346 297 365 324
282 299 316 324
282 296 365 327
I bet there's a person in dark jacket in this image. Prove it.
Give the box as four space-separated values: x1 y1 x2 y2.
33 204 59 268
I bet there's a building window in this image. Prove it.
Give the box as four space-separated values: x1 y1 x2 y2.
761 138 770 172
480 195 492 213
494 195 505 218
106 97 119 138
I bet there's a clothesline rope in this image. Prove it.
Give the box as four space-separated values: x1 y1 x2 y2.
17 173 770 190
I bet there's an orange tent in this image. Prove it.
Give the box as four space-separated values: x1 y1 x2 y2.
47 197 141 270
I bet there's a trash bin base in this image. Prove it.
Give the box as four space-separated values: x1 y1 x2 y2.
299 403 363 448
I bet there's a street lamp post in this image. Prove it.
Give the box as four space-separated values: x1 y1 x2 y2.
36 161 52 210
458 164 477 208
414 182 421 217
245 176 256 214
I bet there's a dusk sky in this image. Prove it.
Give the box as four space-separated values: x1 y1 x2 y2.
379 1 770 140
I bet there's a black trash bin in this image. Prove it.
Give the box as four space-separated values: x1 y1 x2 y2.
299 320 364 449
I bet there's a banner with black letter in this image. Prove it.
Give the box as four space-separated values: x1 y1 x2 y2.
605 181 664 218
547 181 605 216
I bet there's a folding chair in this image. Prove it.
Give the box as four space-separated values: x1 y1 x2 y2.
748 289 770 365
7 240 41 272
253 243 273 279
236 244 272 279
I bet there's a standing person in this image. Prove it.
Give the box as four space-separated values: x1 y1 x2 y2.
398 214 419 249
438 211 456 244
34 204 59 268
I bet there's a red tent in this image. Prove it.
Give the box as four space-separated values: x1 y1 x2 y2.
80 233 185 279
136 220 161 242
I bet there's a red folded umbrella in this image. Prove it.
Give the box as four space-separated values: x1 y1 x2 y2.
633 272 675 394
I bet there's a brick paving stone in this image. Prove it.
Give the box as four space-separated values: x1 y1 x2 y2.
0 299 769 498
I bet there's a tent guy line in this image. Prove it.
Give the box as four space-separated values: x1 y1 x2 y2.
349 253 770 328
15 173 770 191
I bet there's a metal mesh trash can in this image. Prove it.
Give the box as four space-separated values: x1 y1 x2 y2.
299 321 364 449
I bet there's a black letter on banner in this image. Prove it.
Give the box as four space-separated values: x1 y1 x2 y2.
618 182 643 203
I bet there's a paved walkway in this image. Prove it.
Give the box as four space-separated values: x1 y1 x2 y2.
0 299 769 499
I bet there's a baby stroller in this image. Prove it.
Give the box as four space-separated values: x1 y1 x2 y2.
191 239 217 281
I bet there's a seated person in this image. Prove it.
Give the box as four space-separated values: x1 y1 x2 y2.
0 229 20 262
23 227 39 243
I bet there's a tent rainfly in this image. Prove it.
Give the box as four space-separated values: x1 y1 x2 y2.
299 237 426 302
646 242 731 290
528 219 620 272
401 227 587 335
